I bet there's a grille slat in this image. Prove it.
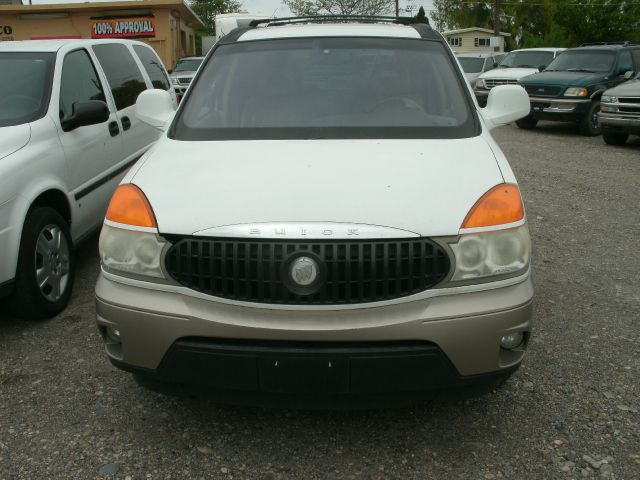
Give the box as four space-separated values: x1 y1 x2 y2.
485 78 518 89
165 237 450 305
525 85 561 96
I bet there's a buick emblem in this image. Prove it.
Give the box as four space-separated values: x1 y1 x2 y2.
290 256 318 286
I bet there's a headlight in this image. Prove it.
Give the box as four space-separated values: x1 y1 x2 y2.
476 79 486 89
449 225 531 281
564 87 588 97
99 223 166 278
601 95 618 103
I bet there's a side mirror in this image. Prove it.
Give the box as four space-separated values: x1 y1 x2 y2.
481 85 530 130
61 100 109 132
136 89 176 130
538 65 547 72
619 67 632 77
623 70 634 80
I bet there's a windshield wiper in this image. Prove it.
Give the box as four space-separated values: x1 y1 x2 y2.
567 68 596 73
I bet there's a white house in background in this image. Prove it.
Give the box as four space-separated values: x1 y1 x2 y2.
442 27 511 53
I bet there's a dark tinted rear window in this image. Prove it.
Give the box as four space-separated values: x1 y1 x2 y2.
171 38 477 140
93 43 147 110
133 44 170 90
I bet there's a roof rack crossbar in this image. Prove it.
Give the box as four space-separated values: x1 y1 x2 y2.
249 15 425 28
579 41 636 46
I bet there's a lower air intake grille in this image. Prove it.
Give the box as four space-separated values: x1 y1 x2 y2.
164 237 450 305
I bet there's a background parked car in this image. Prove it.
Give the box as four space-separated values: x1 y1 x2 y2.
598 72 640 145
518 42 640 136
474 48 565 107
0 39 175 319
169 56 204 98
456 52 504 84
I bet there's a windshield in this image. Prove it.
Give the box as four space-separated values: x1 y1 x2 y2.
0 52 55 127
174 58 203 72
172 38 477 141
500 51 555 69
458 57 485 73
546 50 615 73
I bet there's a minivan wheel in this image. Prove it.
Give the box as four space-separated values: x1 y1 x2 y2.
578 100 602 136
7 207 75 320
602 132 629 146
515 115 538 130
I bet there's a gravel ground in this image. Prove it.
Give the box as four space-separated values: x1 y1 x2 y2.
1 123 639 479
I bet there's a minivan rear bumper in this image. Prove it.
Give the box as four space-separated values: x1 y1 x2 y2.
95 272 533 396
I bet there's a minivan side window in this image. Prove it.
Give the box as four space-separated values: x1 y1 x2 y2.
133 45 171 90
59 49 106 121
92 44 147 110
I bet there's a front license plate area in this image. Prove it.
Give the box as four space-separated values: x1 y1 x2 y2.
259 357 349 394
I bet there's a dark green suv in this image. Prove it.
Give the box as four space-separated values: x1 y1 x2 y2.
517 43 640 135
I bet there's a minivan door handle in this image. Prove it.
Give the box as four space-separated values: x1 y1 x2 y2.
108 121 120 137
121 116 131 131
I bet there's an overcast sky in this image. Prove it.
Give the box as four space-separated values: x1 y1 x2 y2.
242 1 435 18
28 0 435 19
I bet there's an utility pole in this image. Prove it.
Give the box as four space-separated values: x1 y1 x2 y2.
493 0 500 52
395 0 400 16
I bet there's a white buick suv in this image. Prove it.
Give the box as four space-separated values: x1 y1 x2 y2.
95 17 533 406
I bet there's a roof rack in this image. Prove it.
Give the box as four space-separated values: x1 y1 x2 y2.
579 41 636 47
249 15 427 28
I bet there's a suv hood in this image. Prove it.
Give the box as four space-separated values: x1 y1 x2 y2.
520 70 607 86
479 67 539 81
0 124 30 162
604 79 640 96
131 137 504 237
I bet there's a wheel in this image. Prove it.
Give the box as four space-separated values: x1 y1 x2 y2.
602 132 629 146
578 100 602 136
516 115 538 130
6 207 75 319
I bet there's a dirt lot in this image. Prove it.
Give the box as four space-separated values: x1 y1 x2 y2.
1 123 639 479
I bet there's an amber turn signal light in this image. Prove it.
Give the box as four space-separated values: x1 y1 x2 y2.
462 184 524 229
105 184 157 228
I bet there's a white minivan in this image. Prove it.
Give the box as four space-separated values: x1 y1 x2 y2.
96 18 534 405
0 39 175 319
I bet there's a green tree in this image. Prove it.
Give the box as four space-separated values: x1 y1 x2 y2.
283 0 395 16
190 0 242 35
432 0 640 48
552 0 640 46
414 6 428 24
431 0 493 32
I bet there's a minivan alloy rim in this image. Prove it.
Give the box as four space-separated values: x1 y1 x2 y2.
35 224 70 302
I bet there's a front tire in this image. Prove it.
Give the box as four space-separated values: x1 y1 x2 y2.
7 207 75 319
578 100 602 136
516 115 538 130
602 132 629 146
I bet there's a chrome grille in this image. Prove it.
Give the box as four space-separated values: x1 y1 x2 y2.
485 79 519 89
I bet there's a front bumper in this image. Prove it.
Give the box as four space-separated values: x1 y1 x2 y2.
528 97 592 121
598 113 640 135
95 272 534 395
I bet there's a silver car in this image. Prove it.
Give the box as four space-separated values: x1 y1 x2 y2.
599 72 640 145
169 56 204 97
456 52 504 84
